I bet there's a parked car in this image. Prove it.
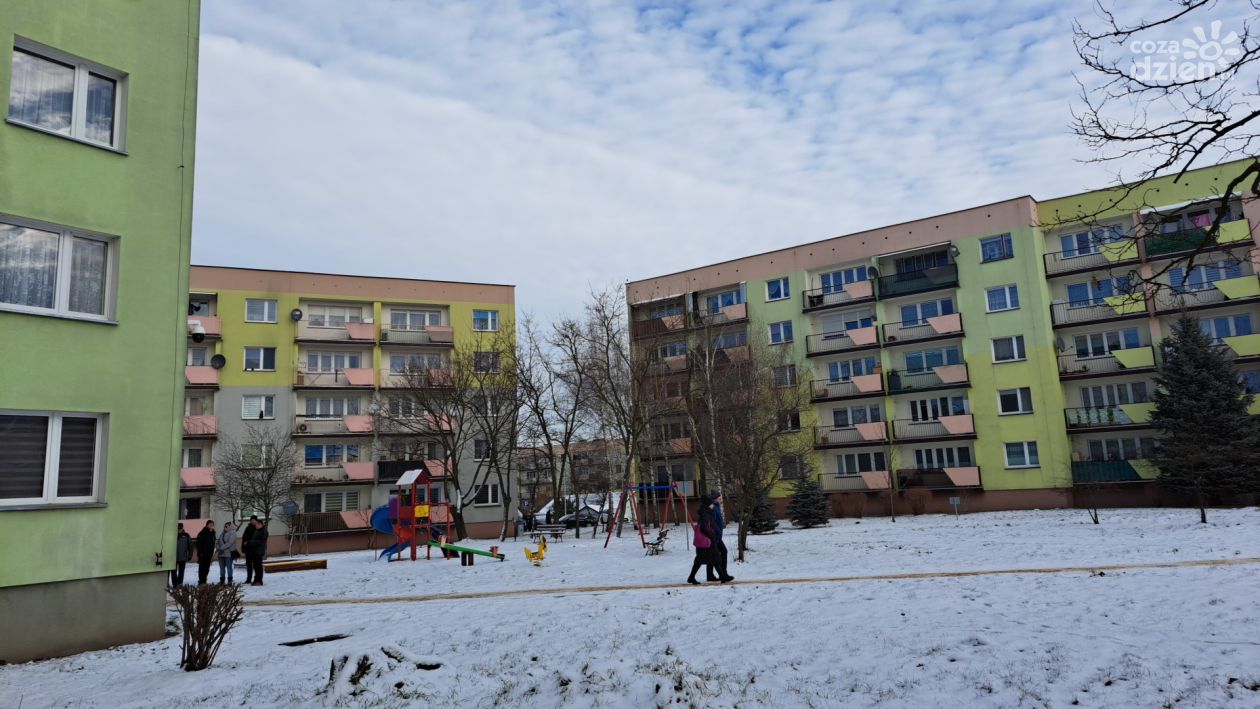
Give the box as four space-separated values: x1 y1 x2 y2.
559 509 608 528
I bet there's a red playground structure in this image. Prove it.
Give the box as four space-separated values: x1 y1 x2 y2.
603 482 692 550
370 467 506 563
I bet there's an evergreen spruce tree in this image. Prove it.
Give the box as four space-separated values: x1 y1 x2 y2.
1151 316 1260 523
786 475 829 528
748 492 779 534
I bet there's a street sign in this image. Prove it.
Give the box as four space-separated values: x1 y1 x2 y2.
948 496 961 516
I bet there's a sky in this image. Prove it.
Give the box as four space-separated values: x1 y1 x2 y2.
191 0 1253 319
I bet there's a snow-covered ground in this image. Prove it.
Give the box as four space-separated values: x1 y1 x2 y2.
4 508 1260 707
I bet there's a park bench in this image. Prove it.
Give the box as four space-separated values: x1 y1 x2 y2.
644 527 669 556
531 524 567 543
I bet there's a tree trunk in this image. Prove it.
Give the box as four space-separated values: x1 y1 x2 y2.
736 520 748 562
1198 491 1207 524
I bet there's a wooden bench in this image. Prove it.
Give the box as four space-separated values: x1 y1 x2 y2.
531 524 567 543
261 558 327 573
644 527 669 556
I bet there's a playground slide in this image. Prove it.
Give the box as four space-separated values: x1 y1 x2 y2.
371 505 408 560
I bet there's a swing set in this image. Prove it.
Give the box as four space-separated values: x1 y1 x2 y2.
603 482 692 550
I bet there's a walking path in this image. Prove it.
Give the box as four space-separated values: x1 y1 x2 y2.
245 555 1260 608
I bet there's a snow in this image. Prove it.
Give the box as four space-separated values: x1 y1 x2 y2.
4 508 1260 707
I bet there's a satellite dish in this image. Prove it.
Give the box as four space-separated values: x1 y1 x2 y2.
1054 336 1066 353
290 308 304 321
210 354 227 369
282 500 299 516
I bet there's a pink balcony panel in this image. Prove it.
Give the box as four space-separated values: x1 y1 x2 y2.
853 373 883 393
664 355 688 372
668 438 694 455
724 345 750 363
939 414 974 435
943 467 981 487
343 368 376 387
185 366 219 385
342 462 376 481
846 280 874 299
426 325 455 343
849 326 878 346
927 313 962 335
933 364 969 384
189 315 221 336
183 415 217 436
339 510 372 529
180 467 215 488
722 302 747 320
855 422 887 441
661 314 686 331
860 471 891 489
343 415 374 433
345 322 376 340
425 458 452 477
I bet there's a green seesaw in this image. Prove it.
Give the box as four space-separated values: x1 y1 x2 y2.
428 535 506 562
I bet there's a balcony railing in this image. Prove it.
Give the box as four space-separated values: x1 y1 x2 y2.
805 327 879 355
892 415 975 440
1051 297 1145 326
295 319 377 342
379 325 454 345
886 364 969 393
1057 347 1156 378
643 437 694 457
690 302 748 328
813 423 887 447
896 466 982 489
1071 460 1148 483
882 313 963 346
187 315 222 338
295 368 376 388
802 281 875 312
183 415 217 437
1152 286 1231 312
1064 406 1151 429
1144 227 1211 258
876 264 958 299
809 376 884 401
631 314 687 339
379 368 453 389
646 355 691 376
294 415 374 436
820 474 874 492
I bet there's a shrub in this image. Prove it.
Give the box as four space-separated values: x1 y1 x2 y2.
169 583 245 671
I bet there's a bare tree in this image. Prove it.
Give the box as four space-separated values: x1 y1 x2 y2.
212 423 299 524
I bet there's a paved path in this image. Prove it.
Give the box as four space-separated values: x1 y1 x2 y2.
244 556 1260 608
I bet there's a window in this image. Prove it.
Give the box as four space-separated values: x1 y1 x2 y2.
9 41 126 148
304 397 361 418
184 396 211 416
908 396 967 421
654 380 685 400
832 404 882 428
308 304 363 328
187 347 208 366
306 491 361 513
985 285 1019 312
895 251 949 274
654 421 691 440
472 309 499 331
1086 437 1156 462
0 412 104 506
649 303 683 319
899 298 954 326
705 289 742 313
828 356 878 382
241 444 274 469
1170 260 1242 293
243 347 276 371
980 233 1014 262
182 447 204 467
766 277 790 301
779 455 805 480
998 387 1033 415
180 497 202 519
777 410 802 432
905 346 961 373
307 351 362 372
657 341 686 359
387 398 423 418
0 218 115 320
473 483 501 506
1241 371 1260 394
711 331 748 350
1199 314 1253 344
389 353 442 373
241 395 275 420
1059 227 1123 257
1066 277 1134 307
474 351 501 373
820 266 868 294
992 336 1026 363
244 299 277 323
768 321 793 344
1075 328 1141 358
474 439 492 460
1079 382 1149 407
304 444 360 467
913 446 973 468
188 299 211 316
390 309 441 331
1004 441 1040 468
772 364 797 388
837 451 886 475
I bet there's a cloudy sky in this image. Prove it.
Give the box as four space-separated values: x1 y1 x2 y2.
191 1 1249 318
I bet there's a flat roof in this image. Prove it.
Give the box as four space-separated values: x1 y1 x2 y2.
191 263 515 289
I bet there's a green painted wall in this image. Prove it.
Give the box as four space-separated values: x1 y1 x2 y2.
0 1 200 586
1037 159 1254 224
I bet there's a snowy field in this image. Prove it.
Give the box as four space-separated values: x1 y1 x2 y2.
3 507 1260 707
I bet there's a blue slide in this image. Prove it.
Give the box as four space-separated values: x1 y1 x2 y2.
371 505 406 560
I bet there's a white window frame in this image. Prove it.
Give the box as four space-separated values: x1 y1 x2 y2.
473 483 501 506
472 309 499 332
306 351 362 373
979 233 1014 262
9 37 128 150
1004 441 1040 468
304 397 361 418
768 321 793 345
316 490 360 512
181 447 205 468
766 277 790 302
240 394 275 420
0 410 107 507
243 347 276 371
0 214 118 321
389 308 442 331
389 352 442 373
307 304 363 328
991 335 1027 363
997 387 1033 415
244 299 278 323
837 451 886 476
304 443 360 468
187 347 208 366
985 284 1019 313
772 364 797 388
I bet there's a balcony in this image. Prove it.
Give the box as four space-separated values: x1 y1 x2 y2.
1051 295 1146 327
691 303 748 328
1153 278 1260 313
632 313 687 340
646 354 691 376
876 264 958 300
805 327 880 357
882 313 963 347
813 422 888 449
820 473 883 492
810 375 884 402
1071 459 1157 483
886 364 969 394
643 437 694 458
1042 242 1139 278
295 368 376 389
802 281 875 313
1064 404 1155 432
379 325 454 346
187 315 222 340
294 415 375 436
179 467 215 489
896 466 982 489
892 415 975 442
183 415 217 438
380 368 454 389
185 365 219 389
1058 346 1156 379
1143 220 1251 260
295 319 377 343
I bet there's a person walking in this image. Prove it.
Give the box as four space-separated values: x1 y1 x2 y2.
687 499 718 585
216 519 237 584
195 520 216 585
240 514 258 584
707 490 733 583
244 517 269 586
170 523 193 587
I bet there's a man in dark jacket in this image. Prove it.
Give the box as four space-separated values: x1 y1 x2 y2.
707 490 733 583
240 514 258 584
244 518 269 586
195 520 216 585
171 523 193 587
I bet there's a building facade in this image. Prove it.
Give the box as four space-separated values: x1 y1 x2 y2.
0 1 200 662
627 161 1260 513
181 266 516 547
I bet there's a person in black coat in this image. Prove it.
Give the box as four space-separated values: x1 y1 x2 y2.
240 514 258 583
170 523 193 587
687 500 718 584
194 520 216 585
244 518 269 586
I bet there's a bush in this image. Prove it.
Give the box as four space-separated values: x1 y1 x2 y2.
906 489 930 515
169 583 245 671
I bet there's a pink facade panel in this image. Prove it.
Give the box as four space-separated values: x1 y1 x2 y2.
943 467 981 487
860 471 891 489
189 315 220 336
855 422 887 441
179 467 215 488
846 280 873 299
939 414 975 435
342 462 376 481
185 366 219 385
853 373 883 393
345 322 376 340
183 415 217 436
343 415 374 433
426 325 455 343
927 313 963 335
339 510 372 529
849 326 878 346
933 364 969 384
343 368 376 386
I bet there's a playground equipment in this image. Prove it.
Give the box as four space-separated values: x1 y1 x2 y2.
370 467 506 563
603 482 691 550
524 536 548 565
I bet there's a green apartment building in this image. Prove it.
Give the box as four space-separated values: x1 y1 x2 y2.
0 1 200 662
628 161 1260 512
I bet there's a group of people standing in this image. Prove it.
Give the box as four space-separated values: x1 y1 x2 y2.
688 490 735 585
170 516 270 587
